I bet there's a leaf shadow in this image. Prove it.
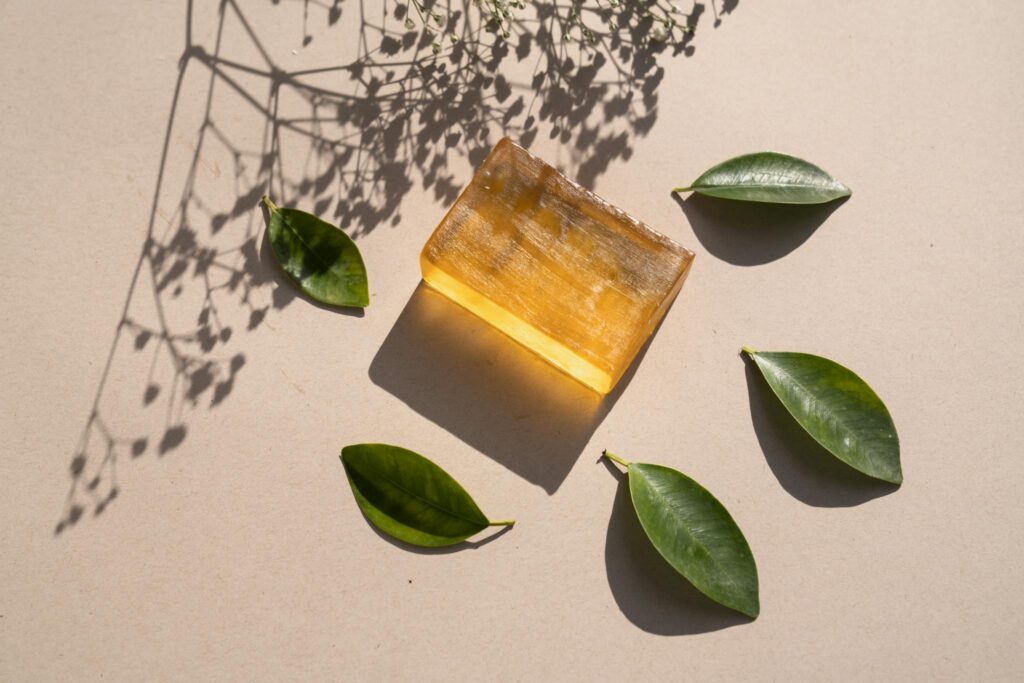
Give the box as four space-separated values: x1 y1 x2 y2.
361 511 515 556
672 193 848 266
257 205 365 318
601 459 753 635
369 283 651 494
743 356 900 507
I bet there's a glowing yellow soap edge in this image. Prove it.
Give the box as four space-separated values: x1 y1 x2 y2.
420 256 614 394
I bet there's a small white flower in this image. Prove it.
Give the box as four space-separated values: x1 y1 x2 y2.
651 25 668 41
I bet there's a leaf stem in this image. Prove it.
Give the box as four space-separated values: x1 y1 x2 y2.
602 450 631 468
672 186 692 193
261 195 279 213
741 346 756 355
487 519 515 527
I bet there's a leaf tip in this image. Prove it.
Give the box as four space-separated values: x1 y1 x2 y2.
741 346 756 356
730 588 760 619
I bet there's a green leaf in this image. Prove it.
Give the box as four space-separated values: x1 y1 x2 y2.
340 444 514 547
675 152 851 204
744 348 902 484
262 196 369 307
603 452 760 618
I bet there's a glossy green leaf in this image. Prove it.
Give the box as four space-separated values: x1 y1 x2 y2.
263 196 369 307
340 444 514 547
604 452 759 618
674 152 851 204
744 348 902 484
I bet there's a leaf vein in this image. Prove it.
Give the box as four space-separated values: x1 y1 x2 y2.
356 460 485 528
280 214 338 276
700 182 842 190
641 476 721 571
763 360 866 448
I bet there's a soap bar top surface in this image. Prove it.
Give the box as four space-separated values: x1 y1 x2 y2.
420 138 694 393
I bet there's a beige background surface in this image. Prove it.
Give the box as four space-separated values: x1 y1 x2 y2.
2 0 1023 680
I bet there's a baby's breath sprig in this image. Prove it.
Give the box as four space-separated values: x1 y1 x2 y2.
474 0 527 40
557 0 698 49
645 1 696 43
401 0 527 55
400 0 699 57
562 2 600 46
402 0 463 55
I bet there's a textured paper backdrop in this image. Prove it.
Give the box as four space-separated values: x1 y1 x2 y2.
2 0 1023 680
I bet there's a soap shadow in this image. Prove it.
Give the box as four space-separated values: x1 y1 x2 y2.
369 284 646 494
257 209 364 318
673 193 848 266
602 459 752 635
744 359 899 507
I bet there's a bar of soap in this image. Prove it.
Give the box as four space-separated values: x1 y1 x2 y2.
420 139 694 394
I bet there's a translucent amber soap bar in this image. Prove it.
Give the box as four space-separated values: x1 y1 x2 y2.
420 139 694 394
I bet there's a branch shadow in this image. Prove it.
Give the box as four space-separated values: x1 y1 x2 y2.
56 0 284 534
56 0 741 533
601 459 752 635
246 0 736 233
672 193 848 266
369 284 653 493
743 358 900 507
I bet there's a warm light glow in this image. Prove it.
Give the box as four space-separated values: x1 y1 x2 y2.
420 138 694 394
421 259 614 393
